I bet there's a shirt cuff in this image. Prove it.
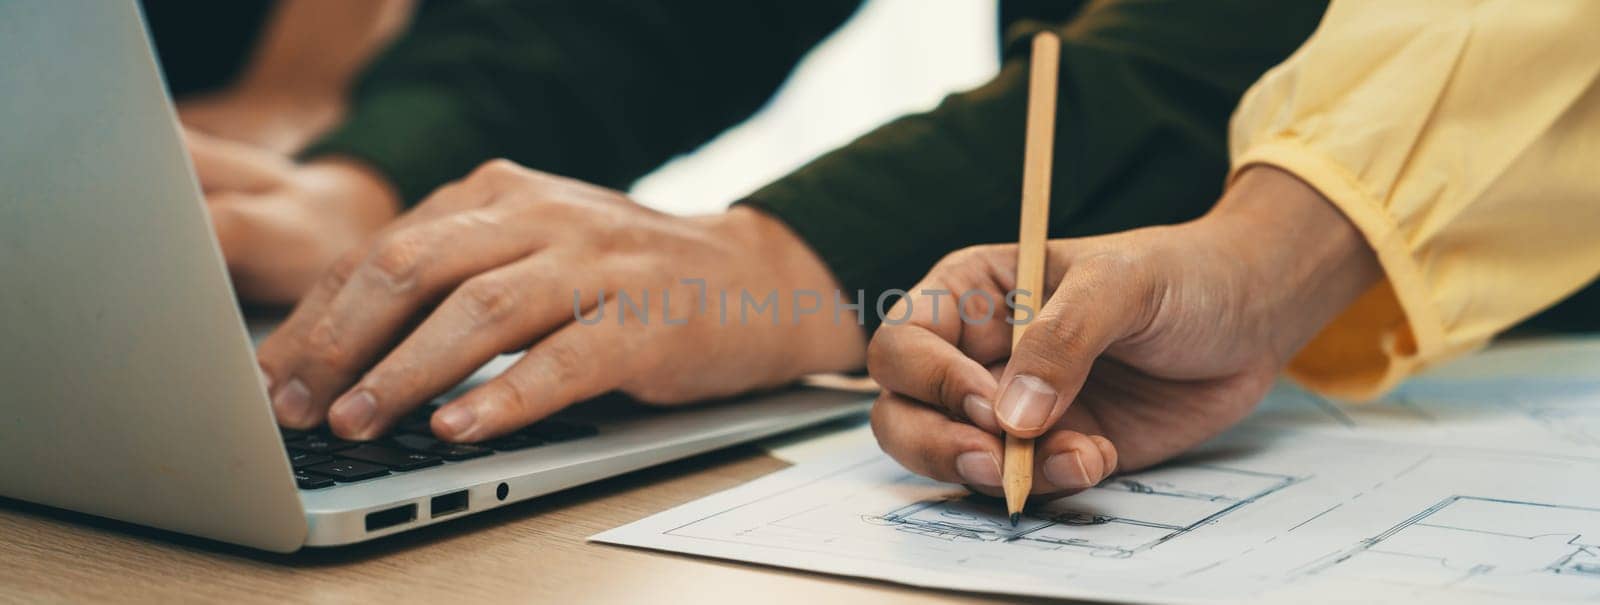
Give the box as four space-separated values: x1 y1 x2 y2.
1232 139 1476 401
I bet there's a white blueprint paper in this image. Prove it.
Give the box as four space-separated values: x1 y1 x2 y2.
599 339 1600 603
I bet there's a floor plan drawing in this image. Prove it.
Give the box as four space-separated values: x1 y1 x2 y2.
596 416 1600 603
866 466 1299 558
1244 378 1600 457
1299 496 1600 598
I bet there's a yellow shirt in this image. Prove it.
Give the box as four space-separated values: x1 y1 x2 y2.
1229 0 1600 400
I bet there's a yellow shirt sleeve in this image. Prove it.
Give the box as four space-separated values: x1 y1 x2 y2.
1228 0 1600 400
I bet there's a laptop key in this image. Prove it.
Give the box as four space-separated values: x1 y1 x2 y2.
294 471 336 489
339 445 443 472
288 451 332 469
523 420 598 442
279 427 308 441
394 416 434 435
305 460 389 482
390 434 493 461
484 433 544 452
288 434 357 454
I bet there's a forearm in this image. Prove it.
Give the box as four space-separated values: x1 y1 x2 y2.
189 0 415 152
1229 1 1600 400
706 207 868 375
1202 166 1381 365
744 0 1329 334
304 0 860 205
237 0 415 96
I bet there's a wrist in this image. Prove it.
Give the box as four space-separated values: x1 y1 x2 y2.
1202 165 1381 361
712 206 868 373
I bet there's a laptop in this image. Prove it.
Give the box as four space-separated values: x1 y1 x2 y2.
0 2 871 552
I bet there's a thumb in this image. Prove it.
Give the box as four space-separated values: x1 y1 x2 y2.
995 255 1154 438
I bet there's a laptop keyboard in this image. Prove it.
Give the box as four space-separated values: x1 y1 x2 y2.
281 408 598 490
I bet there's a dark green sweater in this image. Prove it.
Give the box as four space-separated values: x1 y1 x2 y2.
302 0 1331 333
304 0 864 204
741 1 1331 331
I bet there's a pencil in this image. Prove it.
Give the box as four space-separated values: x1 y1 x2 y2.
1004 31 1060 526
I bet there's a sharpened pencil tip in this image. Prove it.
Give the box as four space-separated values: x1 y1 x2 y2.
1010 513 1021 527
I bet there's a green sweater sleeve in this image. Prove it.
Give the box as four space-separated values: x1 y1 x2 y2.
741 0 1328 332
302 0 861 205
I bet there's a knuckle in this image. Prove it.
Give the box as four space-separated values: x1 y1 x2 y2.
469 158 524 182
959 287 997 321
965 243 1011 262
428 179 466 202
934 246 981 271
480 378 532 420
1040 316 1096 368
303 320 352 368
937 244 1007 272
1021 358 1080 392
321 253 362 292
362 367 425 409
366 232 431 288
454 275 521 325
1075 252 1141 287
864 330 897 378
530 340 587 391
529 193 596 229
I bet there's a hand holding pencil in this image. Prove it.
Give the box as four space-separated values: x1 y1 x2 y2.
866 34 1381 508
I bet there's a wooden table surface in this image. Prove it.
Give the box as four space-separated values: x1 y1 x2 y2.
0 444 1038 604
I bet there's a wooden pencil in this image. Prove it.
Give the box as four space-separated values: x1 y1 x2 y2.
1004 31 1060 526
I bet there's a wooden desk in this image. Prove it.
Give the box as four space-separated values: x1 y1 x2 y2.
0 445 1023 604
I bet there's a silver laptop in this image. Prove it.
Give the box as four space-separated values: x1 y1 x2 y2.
0 2 870 552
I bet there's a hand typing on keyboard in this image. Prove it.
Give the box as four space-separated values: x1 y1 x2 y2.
283 411 598 488
255 160 866 443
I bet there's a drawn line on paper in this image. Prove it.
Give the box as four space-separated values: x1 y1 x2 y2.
1299 496 1600 597
1525 408 1600 448
864 465 1301 559
1304 392 1356 428
1288 503 1342 533
1388 395 1437 422
662 456 884 534
1180 560 1225 578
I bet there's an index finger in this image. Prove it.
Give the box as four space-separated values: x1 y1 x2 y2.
428 299 644 442
324 250 613 440
867 257 1014 431
256 177 504 428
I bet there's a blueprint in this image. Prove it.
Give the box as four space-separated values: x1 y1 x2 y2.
1295 496 1600 598
597 338 1600 603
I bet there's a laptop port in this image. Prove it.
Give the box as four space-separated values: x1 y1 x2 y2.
430 490 469 518
365 504 417 532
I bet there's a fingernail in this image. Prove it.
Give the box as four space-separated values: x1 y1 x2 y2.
259 366 274 393
962 394 1000 433
329 390 378 437
435 405 477 438
996 375 1057 432
955 452 1002 487
272 378 311 425
1043 451 1095 489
